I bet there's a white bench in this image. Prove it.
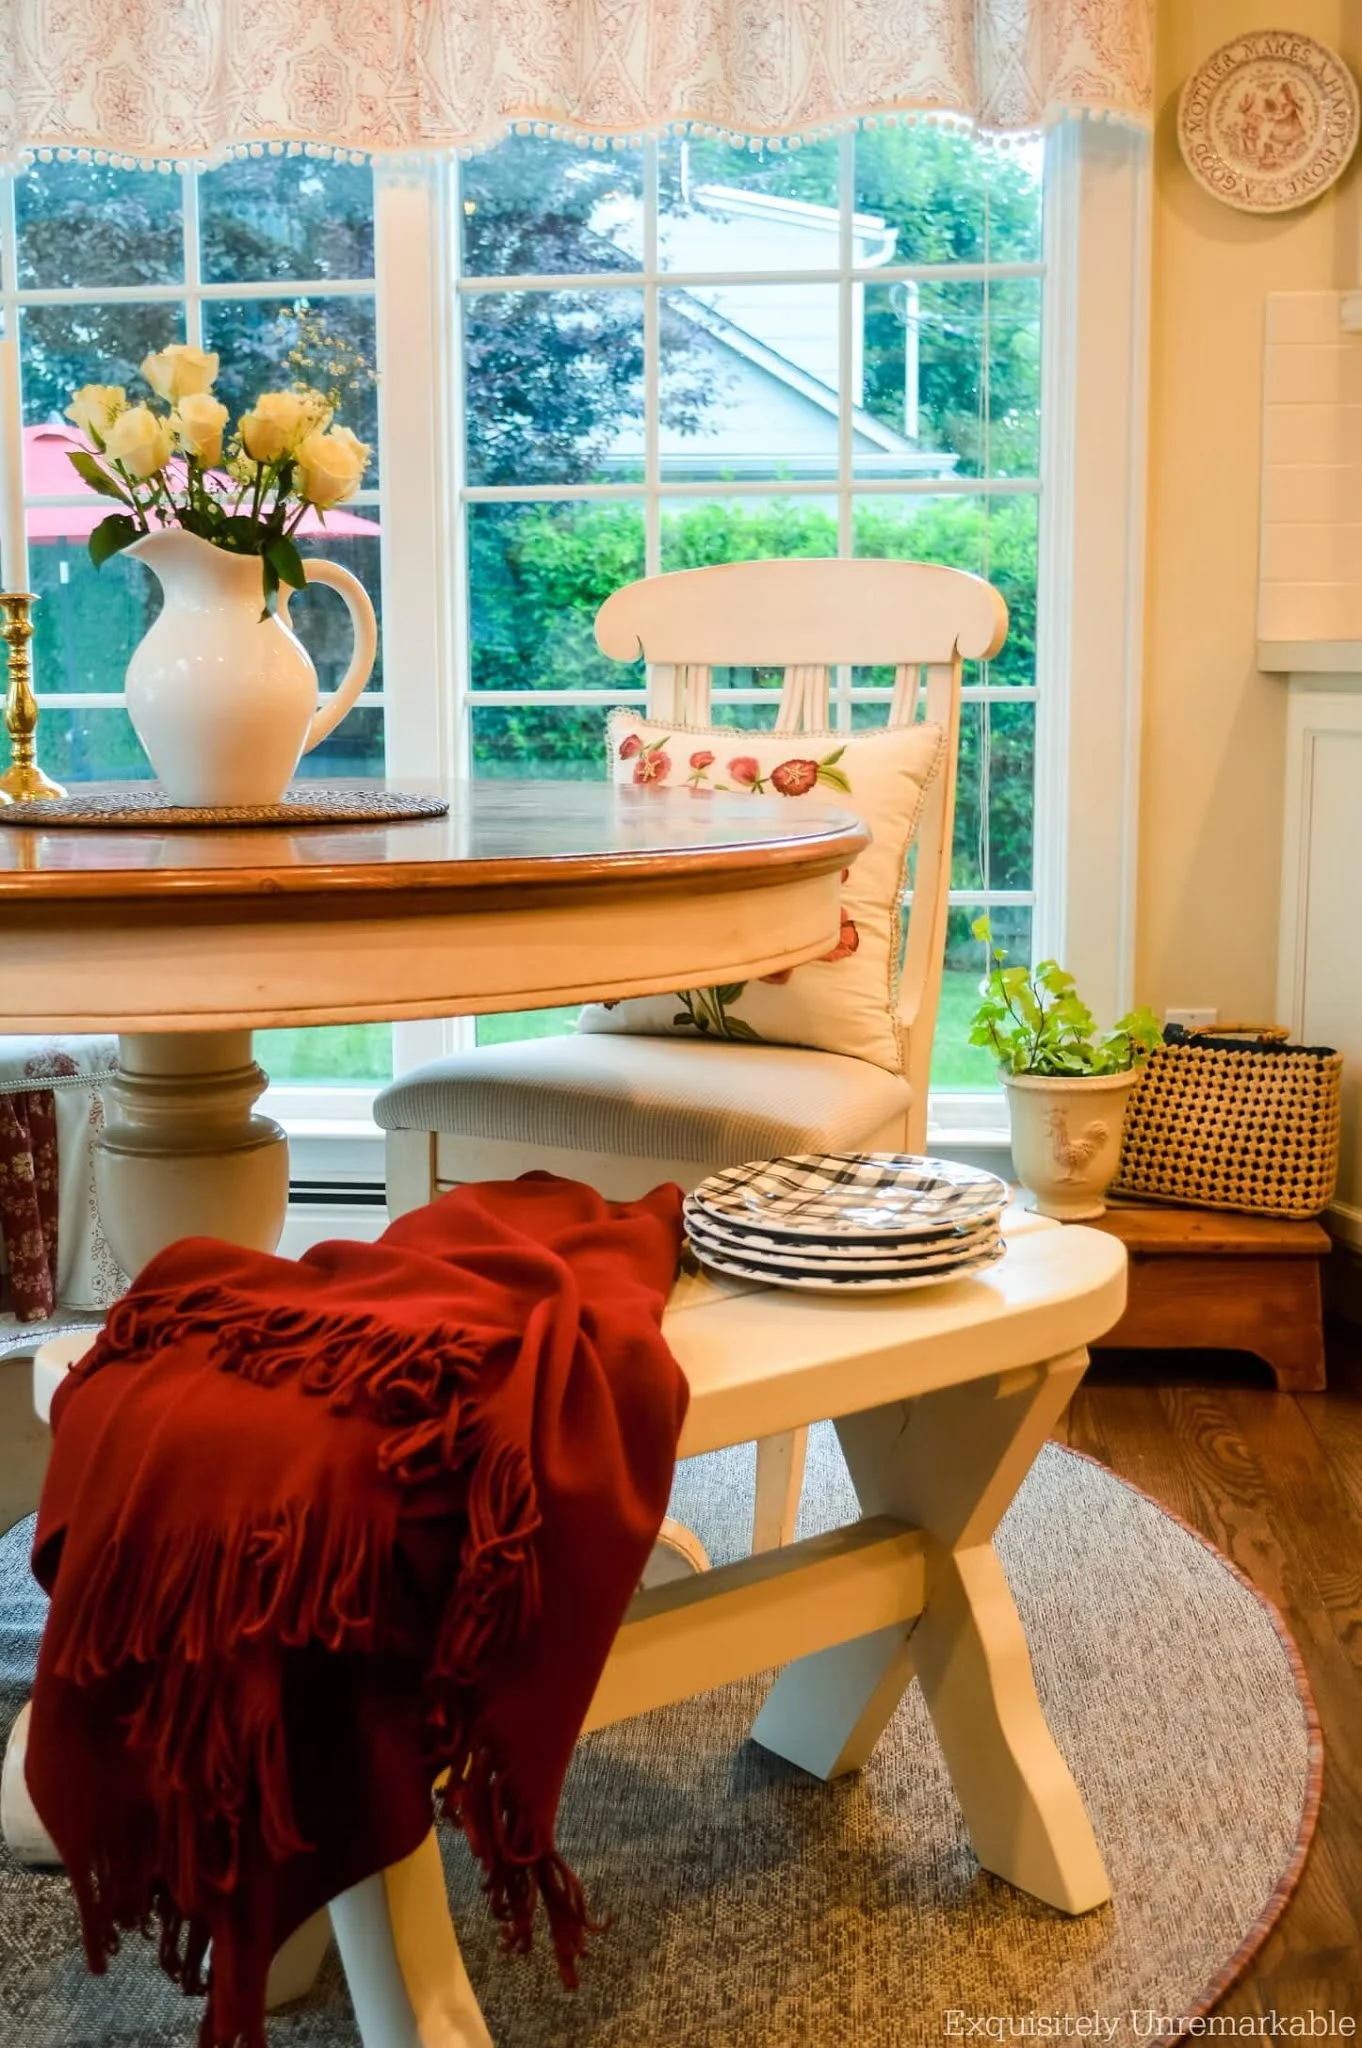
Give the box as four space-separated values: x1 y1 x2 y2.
7 1209 1127 2045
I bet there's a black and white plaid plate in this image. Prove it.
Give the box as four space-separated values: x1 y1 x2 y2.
688 1233 1006 1295
691 1153 1008 1241
684 1205 1002 1273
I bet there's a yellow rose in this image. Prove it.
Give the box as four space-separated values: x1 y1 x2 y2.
238 388 330 464
172 392 229 466
141 344 219 403
102 403 175 480
295 424 370 509
65 384 126 445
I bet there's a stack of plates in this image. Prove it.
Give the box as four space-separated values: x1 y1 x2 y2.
684 1153 1010 1295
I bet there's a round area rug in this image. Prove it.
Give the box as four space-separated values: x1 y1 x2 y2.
0 1432 1318 2047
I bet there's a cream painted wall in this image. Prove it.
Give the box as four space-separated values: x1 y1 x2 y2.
1137 0 1362 1019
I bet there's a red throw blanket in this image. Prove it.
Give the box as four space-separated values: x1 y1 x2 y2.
25 1173 688 2048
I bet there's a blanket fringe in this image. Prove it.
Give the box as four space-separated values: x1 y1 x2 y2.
55 1277 597 1993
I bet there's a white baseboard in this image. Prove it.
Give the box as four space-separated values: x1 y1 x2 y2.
278 1199 387 1260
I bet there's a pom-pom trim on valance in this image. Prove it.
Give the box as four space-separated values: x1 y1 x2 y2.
5 102 1149 179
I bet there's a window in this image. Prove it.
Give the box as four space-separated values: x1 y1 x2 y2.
452 131 1044 1090
0 152 391 1087
4 128 1067 1123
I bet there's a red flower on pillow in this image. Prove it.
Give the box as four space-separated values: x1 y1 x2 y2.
771 759 818 797
772 747 850 796
618 733 642 760
689 750 715 769
727 756 764 790
634 749 671 785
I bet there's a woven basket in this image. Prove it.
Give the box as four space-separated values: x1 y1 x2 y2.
1113 1024 1343 1219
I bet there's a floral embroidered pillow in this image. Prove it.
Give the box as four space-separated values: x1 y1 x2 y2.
577 712 946 1074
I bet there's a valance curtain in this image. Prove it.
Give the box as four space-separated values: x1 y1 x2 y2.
3 0 1153 165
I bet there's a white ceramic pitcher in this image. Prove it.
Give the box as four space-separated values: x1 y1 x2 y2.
124 528 378 807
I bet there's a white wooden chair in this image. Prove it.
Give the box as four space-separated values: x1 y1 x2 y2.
374 558 1007 1554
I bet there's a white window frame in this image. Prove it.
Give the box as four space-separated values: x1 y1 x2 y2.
2 120 1151 1177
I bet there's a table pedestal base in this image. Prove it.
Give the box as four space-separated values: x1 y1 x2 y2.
95 1031 289 1276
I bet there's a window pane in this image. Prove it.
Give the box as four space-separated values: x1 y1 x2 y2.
464 289 644 486
988 699 1035 891
200 296 379 479
257 1024 393 1082
200 156 374 282
460 136 644 277
21 302 185 440
952 702 987 895
660 494 838 571
859 278 1040 481
471 704 612 780
945 700 1034 894
853 493 1038 689
659 284 838 481
293 529 384 694
16 161 183 289
31 705 156 785
658 137 840 272
853 128 1043 266
476 1006 580 1046
291 702 385 779
29 546 159 694
468 502 644 691
932 903 1033 1091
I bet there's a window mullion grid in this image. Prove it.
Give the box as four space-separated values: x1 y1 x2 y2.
0 169 28 594
643 140 660 580
181 166 202 346
448 154 478 1057
835 131 854 734
456 261 1043 293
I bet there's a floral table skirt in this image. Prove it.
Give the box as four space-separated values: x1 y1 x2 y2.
0 1041 122 1322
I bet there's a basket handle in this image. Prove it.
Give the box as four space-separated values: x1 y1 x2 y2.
1187 1022 1289 1042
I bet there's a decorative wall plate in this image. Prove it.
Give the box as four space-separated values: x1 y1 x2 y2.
1178 30 1359 214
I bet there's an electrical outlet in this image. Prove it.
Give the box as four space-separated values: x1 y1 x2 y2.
1165 1007 1218 1031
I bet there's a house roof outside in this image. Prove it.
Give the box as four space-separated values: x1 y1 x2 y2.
602 180 958 489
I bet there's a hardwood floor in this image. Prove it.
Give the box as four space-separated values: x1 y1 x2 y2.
1067 1323 1362 2017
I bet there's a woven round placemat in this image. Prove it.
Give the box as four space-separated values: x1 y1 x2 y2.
0 787 448 829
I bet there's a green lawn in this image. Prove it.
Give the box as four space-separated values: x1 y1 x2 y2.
254 974 996 1093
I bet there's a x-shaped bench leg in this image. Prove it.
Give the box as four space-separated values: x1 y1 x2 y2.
750 1348 1110 1915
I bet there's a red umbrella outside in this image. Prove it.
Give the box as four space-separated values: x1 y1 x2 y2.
22 425 381 539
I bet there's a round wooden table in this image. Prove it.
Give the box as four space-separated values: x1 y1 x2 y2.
0 779 866 1273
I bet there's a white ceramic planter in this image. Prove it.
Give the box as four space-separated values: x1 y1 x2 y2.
124 529 377 807
1003 1069 1140 1221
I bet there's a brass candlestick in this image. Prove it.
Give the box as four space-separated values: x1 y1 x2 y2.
0 592 66 802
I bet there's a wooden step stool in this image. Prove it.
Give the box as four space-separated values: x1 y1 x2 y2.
1087 1201 1330 1392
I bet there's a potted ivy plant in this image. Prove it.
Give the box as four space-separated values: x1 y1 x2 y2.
968 917 1162 1220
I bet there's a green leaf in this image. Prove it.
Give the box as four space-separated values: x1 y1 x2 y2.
720 1017 764 1043
88 513 140 569
67 450 131 503
258 552 281 621
971 913 992 944
264 533 308 593
714 983 747 1003
815 765 852 793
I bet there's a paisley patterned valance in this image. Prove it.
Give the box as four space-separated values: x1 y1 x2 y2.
1 0 1154 166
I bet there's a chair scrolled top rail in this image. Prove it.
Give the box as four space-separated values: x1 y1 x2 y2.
594 557 1009 669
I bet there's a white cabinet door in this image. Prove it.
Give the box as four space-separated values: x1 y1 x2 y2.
1278 685 1362 1247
